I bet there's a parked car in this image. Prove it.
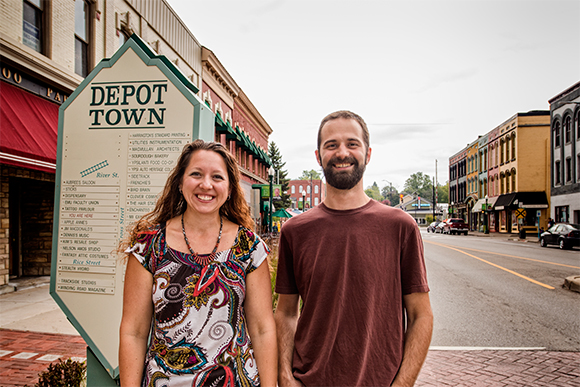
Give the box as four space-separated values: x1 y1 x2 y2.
427 221 441 233
435 221 446 233
540 223 580 249
442 218 469 235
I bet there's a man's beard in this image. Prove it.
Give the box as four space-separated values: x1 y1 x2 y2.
322 155 366 190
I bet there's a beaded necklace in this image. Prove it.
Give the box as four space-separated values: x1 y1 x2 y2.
181 213 223 266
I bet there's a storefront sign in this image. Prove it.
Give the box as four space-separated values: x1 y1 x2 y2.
260 184 282 199
50 35 214 379
1 62 70 104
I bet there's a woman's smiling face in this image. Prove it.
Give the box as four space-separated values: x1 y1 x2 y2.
180 149 230 216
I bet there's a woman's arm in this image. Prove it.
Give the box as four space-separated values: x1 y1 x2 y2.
119 255 154 387
245 261 278 386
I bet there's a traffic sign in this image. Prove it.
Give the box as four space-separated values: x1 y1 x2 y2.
515 209 526 218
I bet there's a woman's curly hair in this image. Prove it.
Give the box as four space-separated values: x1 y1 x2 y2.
119 139 255 253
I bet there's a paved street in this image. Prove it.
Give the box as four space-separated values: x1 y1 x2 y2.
423 230 580 351
0 231 579 386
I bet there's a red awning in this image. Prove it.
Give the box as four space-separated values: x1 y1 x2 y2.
0 81 59 173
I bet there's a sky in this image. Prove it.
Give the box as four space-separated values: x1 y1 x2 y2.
167 0 580 192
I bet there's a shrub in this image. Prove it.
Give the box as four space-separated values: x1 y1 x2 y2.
35 358 86 387
264 235 280 310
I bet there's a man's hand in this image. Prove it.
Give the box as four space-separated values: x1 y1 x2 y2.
274 294 302 387
391 292 433 387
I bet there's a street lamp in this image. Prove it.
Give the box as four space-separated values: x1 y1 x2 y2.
302 190 306 211
268 166 275 234
451 201 454 218
484 195 489 234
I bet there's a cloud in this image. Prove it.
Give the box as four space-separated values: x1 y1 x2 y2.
369 123 449 144
415 68 479 93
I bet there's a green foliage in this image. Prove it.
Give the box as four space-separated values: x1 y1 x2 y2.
35 359 86 387
404 172 434 200
365 181 383 201
382 183 399 205
437 181 449 204
298 169 321 180
425 214 435 224
268 142 292 209
264 236 280 310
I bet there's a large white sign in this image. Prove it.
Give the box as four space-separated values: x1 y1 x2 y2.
51 36 214 378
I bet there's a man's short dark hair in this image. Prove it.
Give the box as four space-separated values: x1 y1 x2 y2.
317 110 370 154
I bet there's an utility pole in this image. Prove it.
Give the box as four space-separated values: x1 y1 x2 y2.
433 176 436 221
435 159 438 219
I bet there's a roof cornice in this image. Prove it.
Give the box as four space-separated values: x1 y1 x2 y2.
201 47 240 104
236 90 273 136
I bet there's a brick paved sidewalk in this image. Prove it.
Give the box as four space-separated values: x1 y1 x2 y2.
1 328 579 386
417 349 580 386
0 329 86 387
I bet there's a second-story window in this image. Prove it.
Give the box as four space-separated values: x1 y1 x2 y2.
566 157 572 182
75 0 90 77
511 134 516 161
555 161 561 185
315 185 319 194
564 116 571 144
291 186 295 194
554 122 561 147
576 112 580 140
23 0 44 53
500 139 504 164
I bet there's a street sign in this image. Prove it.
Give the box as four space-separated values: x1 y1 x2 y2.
50 34 214 380
515 209 527 218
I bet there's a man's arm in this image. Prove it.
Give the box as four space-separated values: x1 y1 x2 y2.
274 293 303 387
392 292 433 387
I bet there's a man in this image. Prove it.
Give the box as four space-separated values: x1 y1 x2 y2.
275 110 433 386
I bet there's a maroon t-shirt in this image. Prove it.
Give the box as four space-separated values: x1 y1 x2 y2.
276 200 429 386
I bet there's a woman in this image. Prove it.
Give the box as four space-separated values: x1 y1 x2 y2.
119 140 277 386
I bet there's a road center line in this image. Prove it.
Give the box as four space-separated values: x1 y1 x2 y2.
425 241 555 290
445 245 580 269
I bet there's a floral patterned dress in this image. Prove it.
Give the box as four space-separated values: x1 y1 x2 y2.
126 224 269 387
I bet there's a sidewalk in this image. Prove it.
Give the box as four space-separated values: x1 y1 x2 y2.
0 278 86 387
1 279 579 386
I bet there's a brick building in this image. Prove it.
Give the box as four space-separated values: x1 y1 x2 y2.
0 0 272 289
548 82 580 224
449 111 551 234
286 179 326 210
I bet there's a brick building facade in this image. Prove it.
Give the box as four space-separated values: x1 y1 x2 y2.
286 179 326 210
0 0 272 289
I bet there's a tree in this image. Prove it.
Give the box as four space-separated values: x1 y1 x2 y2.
381 184 400 206
268 142 292 209
298 169 322 180
365 181 383 201
403 172 433 200
437 181 449 204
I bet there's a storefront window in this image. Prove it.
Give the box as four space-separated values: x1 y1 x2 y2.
555 206 569 223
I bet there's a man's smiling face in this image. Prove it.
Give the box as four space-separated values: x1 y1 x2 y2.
316 118 371 190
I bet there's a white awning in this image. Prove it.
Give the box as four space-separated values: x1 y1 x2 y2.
472 196 498 213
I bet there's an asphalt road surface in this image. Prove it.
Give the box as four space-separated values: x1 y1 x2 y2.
422 230 580 351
